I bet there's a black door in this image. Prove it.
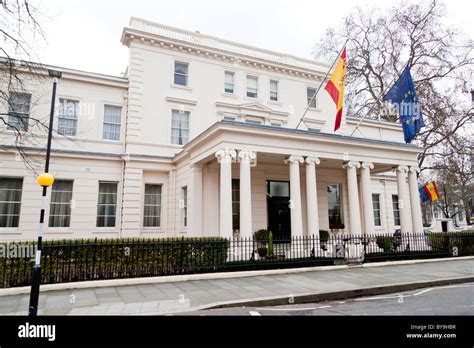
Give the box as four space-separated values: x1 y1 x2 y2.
267 181 291 240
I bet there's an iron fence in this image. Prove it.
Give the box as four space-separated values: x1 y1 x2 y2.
0 231 473 288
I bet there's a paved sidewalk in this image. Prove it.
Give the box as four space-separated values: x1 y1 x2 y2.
0 258 472 315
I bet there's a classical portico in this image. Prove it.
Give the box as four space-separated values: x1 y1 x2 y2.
184 121 424 239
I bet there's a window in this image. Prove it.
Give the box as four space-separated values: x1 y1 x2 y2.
103 105 121 140
392 195 400 226
268 181 289 197
181 187 187 227
270 121 282 127
49 180 73 228
7 93 31 132
58 99 78 136
232 179 240 231
171 110 190 145
270 80 278 101
328 184 343 228
97 182 118 227
223 115 236 121
247 76 258 98
143 184 162 228
174 62 189 86
372 194 381 226
245 119 263 125
307 87 317 108
224 71 234 93
0 178 23 228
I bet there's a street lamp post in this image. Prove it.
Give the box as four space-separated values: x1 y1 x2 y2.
28 68 62 316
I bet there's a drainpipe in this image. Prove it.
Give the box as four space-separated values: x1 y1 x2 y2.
118 90 129 239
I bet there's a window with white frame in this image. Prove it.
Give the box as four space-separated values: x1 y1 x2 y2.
181 186 187 227
0 178 23 228
328 184 343 228
58 99 78 136
171 109 190 145
232 179 240 231
224 71 235 93
103 105 122 140
372 194 382 226
307 87 317 108
49 180 73 228
7 93 31 132
392 195 400 226
270 121 282 127
245 118 263 125
143 184 162 228
97 182 118 227
246 76 258 98
270 80 278 101
174 62 189 86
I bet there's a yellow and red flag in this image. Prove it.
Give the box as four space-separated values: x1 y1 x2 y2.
324 47 346 132
423 181 440 202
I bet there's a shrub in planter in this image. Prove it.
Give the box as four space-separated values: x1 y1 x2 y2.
376 236 394 252
253 229 270 242
267 231 274 257
253 229 270 257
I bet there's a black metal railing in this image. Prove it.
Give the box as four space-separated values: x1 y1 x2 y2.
1 231 473 288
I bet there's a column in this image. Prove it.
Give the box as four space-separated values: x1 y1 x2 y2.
408 166 423 234
395 165 411 234
360 162 375 235
190 164 203 236
238 150 256 239
343 161 362 235
305 157 320 236
215 149 236 238
285 155 304 238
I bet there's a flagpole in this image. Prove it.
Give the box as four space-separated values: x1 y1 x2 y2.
296 39 349 130
350 62 409 137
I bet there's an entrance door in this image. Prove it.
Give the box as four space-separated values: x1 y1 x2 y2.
267 181 291 240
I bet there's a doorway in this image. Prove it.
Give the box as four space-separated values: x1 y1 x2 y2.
266 181 291 240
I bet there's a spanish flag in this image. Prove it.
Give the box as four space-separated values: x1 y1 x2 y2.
421 181 440 202
324 47 346 132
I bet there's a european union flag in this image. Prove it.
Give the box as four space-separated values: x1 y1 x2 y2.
383 66 425 143
419 186 430 203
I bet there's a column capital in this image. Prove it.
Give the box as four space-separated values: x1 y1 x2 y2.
215 148 237 163
393 165 409 173
409 166 420 173
305 157 320 165
237 150 257 163
343 161 361 169
285 155 304 165
361 162 374 170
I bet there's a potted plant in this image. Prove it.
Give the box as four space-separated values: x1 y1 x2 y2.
266 231 274 259
253 229 269 257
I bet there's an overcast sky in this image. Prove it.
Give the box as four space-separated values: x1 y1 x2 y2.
38 0 473 76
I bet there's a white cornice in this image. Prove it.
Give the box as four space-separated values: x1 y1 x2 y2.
121 19 330 80
215 101 289 117
165 96 198 106
0 57 128 88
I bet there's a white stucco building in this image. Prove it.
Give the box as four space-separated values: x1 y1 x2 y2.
0 18 425 242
